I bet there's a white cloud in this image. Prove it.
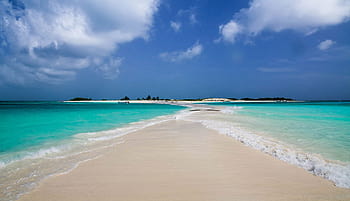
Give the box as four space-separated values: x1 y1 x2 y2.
170 21 181 32
160 42 203 62
219 0 350 43
219 21 242 43
318 40 336 50
0 0 159 84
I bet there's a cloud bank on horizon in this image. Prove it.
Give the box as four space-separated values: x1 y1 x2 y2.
218 0 350 43
0 0 159 84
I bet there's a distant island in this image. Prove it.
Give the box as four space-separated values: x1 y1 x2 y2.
67 96 295 102
68 97 92 101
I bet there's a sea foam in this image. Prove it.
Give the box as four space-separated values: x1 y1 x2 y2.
179 106 350 188
0 111 184 201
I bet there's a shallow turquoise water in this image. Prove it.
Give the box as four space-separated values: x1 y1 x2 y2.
0 101 185 200
207 102 350 162
0 102 184 154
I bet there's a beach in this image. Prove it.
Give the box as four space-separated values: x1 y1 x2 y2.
2 0 349 200
19 120 350 201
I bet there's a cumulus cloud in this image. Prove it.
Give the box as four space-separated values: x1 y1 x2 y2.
170 21 181 32
160 42 203 62
219 21 242 43
318 40 336 50
218 0 350 43
0 0 159 84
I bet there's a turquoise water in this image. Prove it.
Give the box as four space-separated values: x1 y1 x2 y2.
0 101 185 200
207 102 350 162
1 100 350 199
192 101 350 188
0 102 184 162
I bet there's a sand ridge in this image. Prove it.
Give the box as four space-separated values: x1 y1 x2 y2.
19 120 350 201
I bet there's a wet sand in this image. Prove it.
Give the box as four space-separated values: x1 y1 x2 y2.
19 120 350 201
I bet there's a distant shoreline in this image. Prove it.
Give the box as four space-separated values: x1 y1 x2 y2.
63 99 302 104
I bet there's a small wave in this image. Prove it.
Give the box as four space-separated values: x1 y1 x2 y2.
221 106 243 114
0 109 187 201
74 112 183 143
0 112 179 170
201 120 350 188
46 141 124 160
0 144 71 168
178 110 350 189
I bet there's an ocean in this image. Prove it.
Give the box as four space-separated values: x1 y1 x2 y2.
1 101 350 200
0 101 185 201
184 101 350 188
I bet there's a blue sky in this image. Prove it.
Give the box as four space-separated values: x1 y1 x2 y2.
0 0 349 100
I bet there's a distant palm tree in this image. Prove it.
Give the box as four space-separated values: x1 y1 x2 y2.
121 96 130 100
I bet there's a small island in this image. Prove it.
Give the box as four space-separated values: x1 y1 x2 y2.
66 96 295 103
68 97 92 101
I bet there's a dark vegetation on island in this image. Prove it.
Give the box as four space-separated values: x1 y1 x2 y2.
120 96 130 100
135 95 161 101
69 97 92 101
68 96 294 101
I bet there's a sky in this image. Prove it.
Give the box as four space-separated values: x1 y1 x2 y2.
0 0 350 100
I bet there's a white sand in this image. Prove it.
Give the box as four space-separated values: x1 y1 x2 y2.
19 120 350 201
